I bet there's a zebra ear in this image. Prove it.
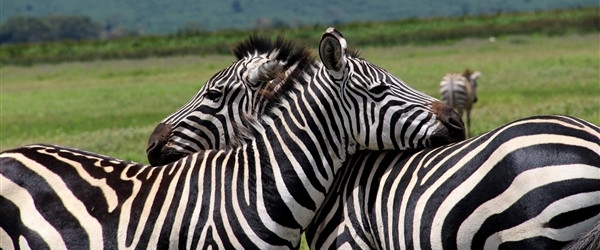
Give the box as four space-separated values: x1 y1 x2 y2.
248 59 284 85
319 27 347 78
470 71 482 81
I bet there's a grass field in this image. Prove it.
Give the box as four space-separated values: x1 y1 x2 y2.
0 32 598 249
1 33 598 165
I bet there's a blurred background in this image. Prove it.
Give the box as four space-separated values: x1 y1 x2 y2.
2 0 598 42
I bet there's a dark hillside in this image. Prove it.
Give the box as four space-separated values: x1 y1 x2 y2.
1 7 597 66
4 0 598 34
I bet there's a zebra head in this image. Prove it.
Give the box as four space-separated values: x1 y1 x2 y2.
318 27 465 152
147 36 312 165
463 69 481 103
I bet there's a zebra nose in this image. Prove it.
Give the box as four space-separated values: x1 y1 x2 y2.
146 123 172 165
431 101 466 146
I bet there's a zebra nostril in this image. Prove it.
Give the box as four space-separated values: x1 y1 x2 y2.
146 141 159 155
431 101 466 145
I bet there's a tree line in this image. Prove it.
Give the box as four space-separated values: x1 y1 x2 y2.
0 15 142 44
1 14 304 44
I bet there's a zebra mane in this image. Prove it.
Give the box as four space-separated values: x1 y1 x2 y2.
462 68 473 78
233 35 309 69
346 47 360 58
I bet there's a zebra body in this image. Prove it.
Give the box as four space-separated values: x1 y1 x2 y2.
0 28 464 249
306 115 600 249
439 69 481 137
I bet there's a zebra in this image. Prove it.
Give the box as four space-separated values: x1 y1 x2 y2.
143 36 600 250
305 115 600 249
439 69 481 137
0 28 465 249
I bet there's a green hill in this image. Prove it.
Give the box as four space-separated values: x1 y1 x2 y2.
4 0 598 34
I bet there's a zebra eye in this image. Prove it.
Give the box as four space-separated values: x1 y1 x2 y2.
368 83 389 95
204 89 222 102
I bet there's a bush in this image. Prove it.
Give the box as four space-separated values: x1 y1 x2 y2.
0 16 54 43
0 15 101 44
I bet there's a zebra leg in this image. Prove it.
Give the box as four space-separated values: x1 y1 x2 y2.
466 108 472 138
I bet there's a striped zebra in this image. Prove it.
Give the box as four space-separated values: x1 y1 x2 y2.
305 115 600 249
143 37 600 249
439 69 481 137
0 28 464 249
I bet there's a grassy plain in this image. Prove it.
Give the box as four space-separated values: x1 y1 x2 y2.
0 32 598 249
2 33 598 165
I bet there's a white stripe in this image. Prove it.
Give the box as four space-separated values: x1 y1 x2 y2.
228 145 268 247
482 190 600 249
0 227 15 250
382 152 419 250
52 148 120 212
186 153 209 249
2 153 104 249
258 129 304 241
275 112 326 215
169 157 193 248
1 173 67 249
312 197 342 249
218 151 244 248
147 158 188 247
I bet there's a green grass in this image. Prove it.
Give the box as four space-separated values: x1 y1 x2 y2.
1 33 598 249
1 55 233 162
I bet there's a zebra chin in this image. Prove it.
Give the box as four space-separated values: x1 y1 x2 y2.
147 145 187 166
429 100 466 147
146 123 187 166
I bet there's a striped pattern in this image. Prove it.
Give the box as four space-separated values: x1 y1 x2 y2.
0 28 463 249
306 115 600 249
439 69 481 137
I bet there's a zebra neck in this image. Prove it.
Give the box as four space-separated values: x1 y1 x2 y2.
244 117 349 229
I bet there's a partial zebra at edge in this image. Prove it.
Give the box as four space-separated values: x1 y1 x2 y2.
305 115 600 250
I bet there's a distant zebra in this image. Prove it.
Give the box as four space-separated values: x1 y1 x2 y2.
440 69 481 137
144 36 600 250
0 28 464 249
